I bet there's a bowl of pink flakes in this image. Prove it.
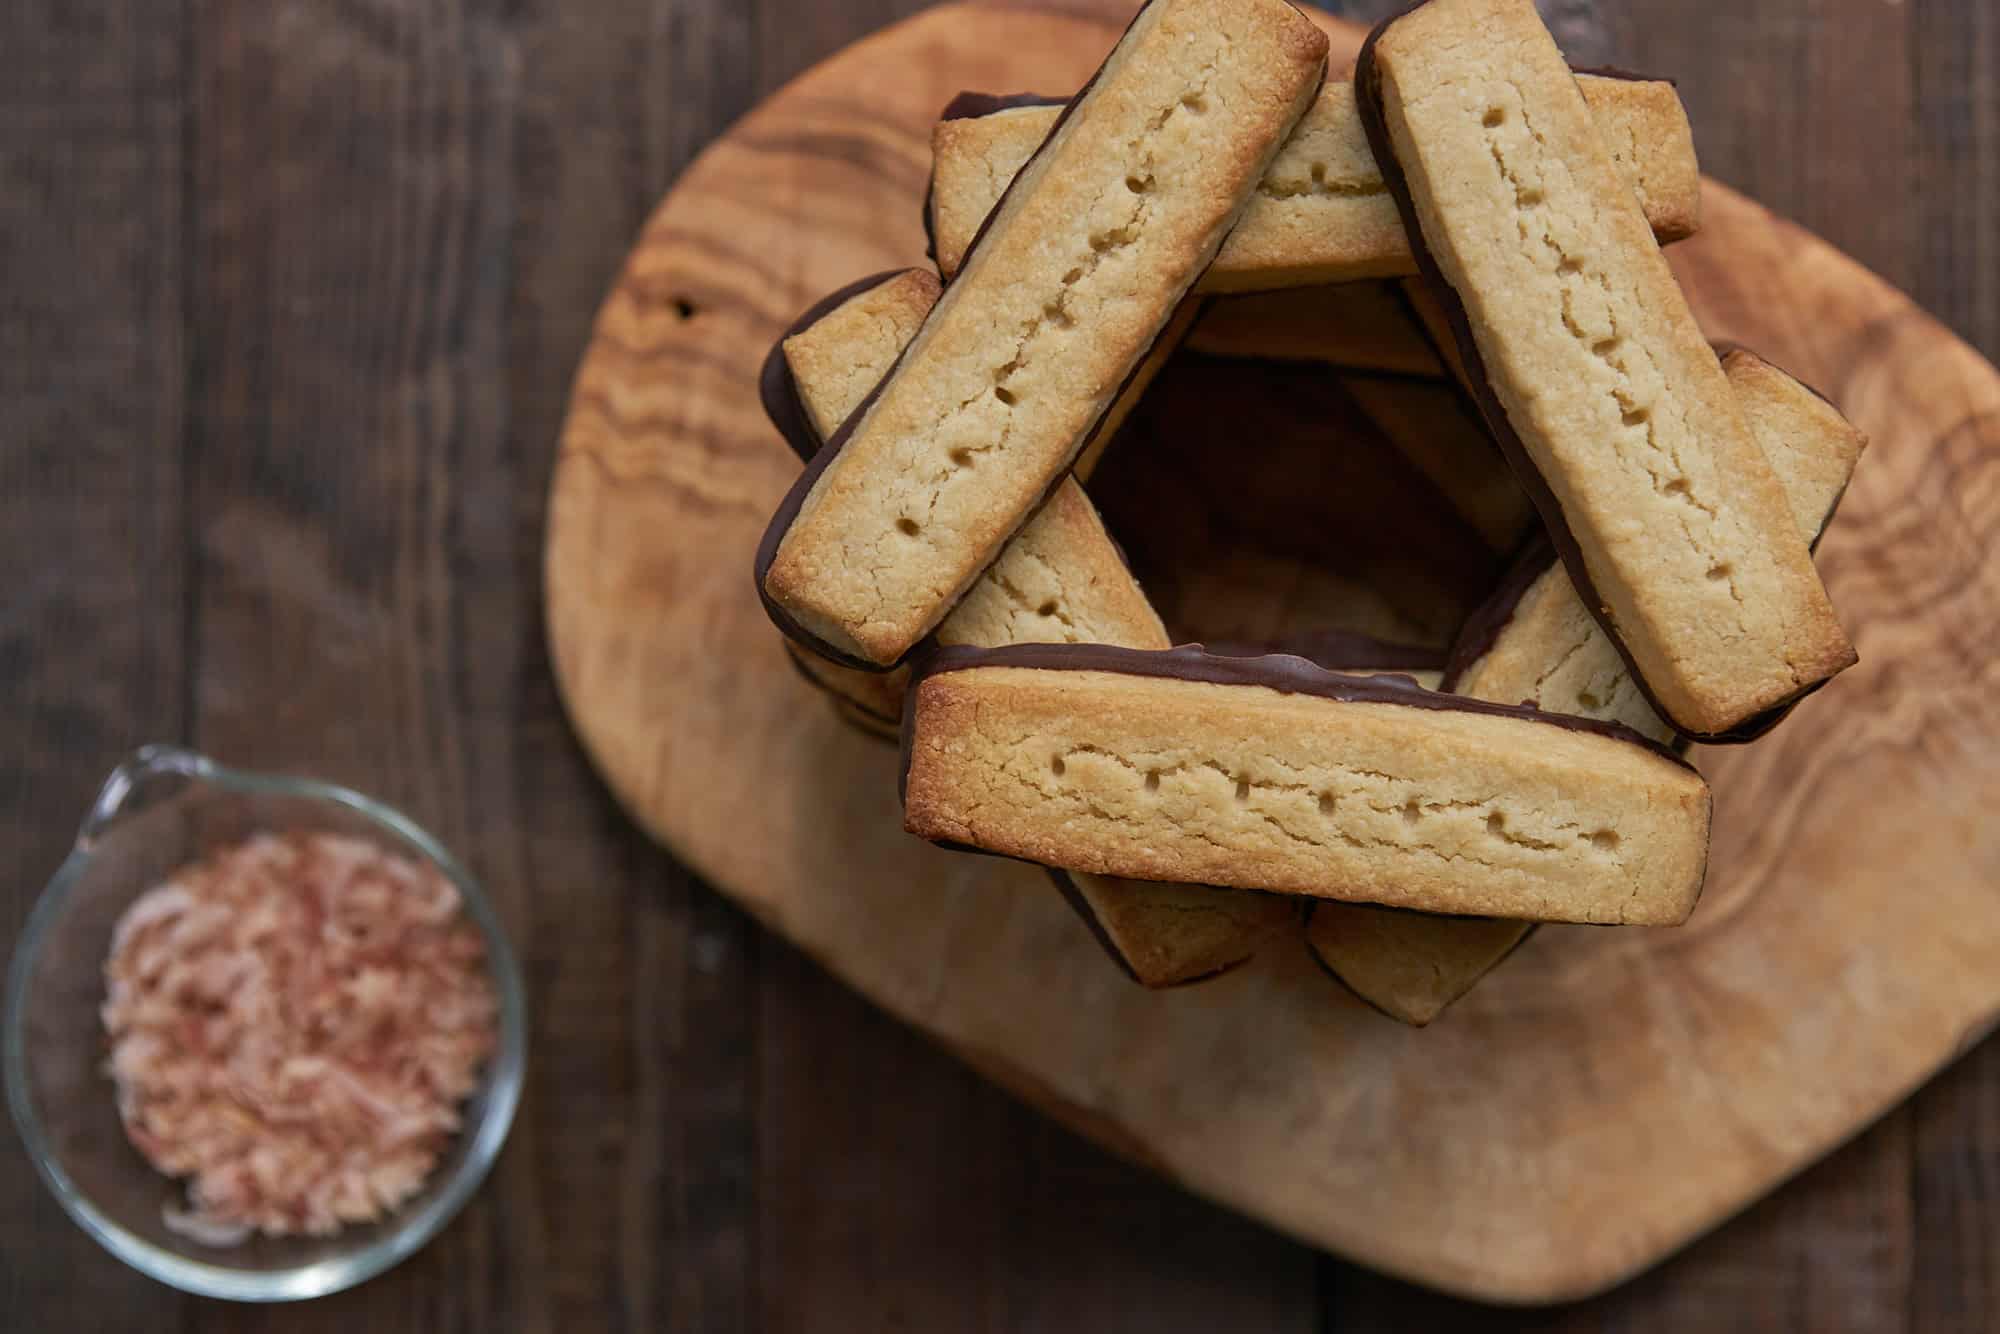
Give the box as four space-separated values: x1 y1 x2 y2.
4 745 527 1300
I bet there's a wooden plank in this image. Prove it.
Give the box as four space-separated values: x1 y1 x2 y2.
509 0 770 1328
1912 1044 2000 1331
1913 0 1999 359
175 0 551 1329
0 0 192 1326
1905 5 2000 1328
754 936 1317 1334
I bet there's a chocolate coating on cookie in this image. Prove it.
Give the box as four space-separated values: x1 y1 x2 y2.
1354 11 1821 744
1437 536 1560 693
1209 629 1447 675
1567 64 1677 87
939 91 1069 121
899 642 1692 802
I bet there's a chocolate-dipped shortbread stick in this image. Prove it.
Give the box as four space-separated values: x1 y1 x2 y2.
762 270 944 736
758 0 1328 668
762 269 1166 736
921 101 1203 491
1358 0 1853 739
903 645 1711 925
765 269 942 455
1445 346 1868 742
928 71 1699 291
1311 347 1868 1025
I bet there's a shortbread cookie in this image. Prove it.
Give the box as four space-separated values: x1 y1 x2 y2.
902 645 1710 924
1183 282 1443 378
1052 870 1297 987
761 272 944 732
929 72 1698 290
918 111 1202 489
939 482 1284 990
1071 295 1204 483
785 477 1181 736
1305 901 1532 1026
1359 0 1853 739
763 262 1188 487
925 93 1070 275
761 272 1172 732
1444 345 1869 742
942 483 1285 990
764 268 943 450
1713 344 1867 541
938 483 1167 650
1341 372 1538 553
759 0 1328 667
1311 346 1869 1025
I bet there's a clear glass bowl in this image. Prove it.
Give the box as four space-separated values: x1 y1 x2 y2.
3 745 528 1301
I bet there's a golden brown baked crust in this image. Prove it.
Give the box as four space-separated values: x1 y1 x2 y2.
929 74 1699 290
938 481 1168 651
1367 0 1852 736
774 279 1171 731
783 268 942 438
1719 346 1868 540
1452 347 1869 743
1072 295 1203 484
763 0 1328 665
904 663 1711 924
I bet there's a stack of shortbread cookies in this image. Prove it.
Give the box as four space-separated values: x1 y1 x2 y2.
751 0 1866 1024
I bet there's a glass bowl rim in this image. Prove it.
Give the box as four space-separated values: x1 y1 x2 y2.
3 744 529 1302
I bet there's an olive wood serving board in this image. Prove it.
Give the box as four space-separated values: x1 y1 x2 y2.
544 1 2000 1303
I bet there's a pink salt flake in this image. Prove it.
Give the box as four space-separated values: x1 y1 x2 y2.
102 832 499 1243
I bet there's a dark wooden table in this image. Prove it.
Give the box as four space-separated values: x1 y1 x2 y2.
4 1 1995 1329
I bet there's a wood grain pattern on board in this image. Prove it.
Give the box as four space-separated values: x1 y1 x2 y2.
545 0 2000 1304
